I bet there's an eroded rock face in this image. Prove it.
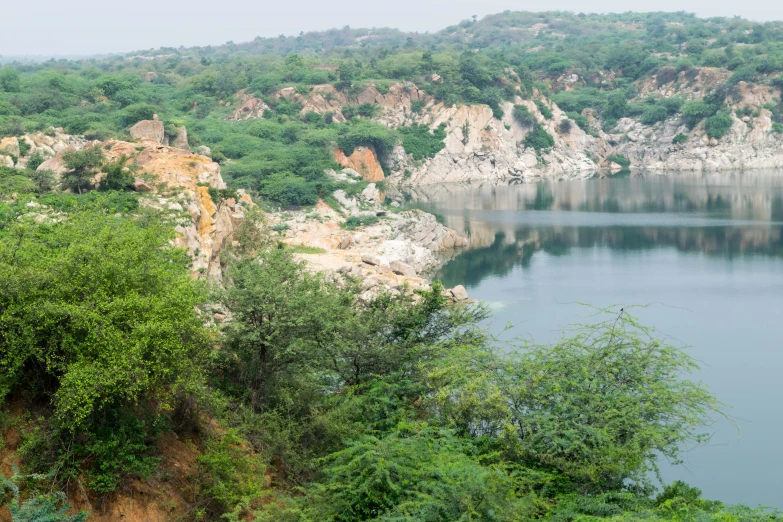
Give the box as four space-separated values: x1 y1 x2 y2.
31 133 242 280
171 126 189 149
130 119 165 144
0 137 20 157
334 146 385 182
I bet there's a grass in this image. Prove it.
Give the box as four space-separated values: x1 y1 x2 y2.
286 244 327 254
341 215 380 230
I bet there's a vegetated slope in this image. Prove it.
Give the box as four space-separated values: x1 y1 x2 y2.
2 12 783 521
2 11 783 201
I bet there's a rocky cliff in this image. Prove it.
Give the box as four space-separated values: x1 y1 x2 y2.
29 135 248 280
235 77 783 186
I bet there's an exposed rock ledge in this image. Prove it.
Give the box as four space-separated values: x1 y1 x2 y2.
268 199 470 303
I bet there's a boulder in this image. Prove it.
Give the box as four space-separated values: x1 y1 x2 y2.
449 285 468 301
134 177 153 192
390 260 417 277
360 183 380 203
0 137 20 157
361 253 389 267
130 119 165 144
171 126 189 149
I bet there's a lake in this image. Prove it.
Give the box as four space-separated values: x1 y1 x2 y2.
405 171 783 509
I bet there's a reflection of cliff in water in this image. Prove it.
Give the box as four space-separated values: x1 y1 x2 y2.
400 173 783 288
400 171 783 224
434 225 783 288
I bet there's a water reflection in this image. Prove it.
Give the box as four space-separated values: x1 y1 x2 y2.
401 172 783 287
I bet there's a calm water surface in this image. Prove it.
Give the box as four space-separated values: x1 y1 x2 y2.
405 172 783 508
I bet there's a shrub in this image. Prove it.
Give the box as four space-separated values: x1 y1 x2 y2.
399 123 447 160
772 123 783 134
523 123 555 152
513 104 536 126
258 172 318 207
640 105 669 125
656 66 679 86
607 154 631 168
535 99 553 119
342 215 379 230
337 119 398 157
672 133 689 144
99 154 135 191
705 113 733 139
342 103 379 119
681 100 718 128
61 146 105 194
558 119 573 134
1 475 87 522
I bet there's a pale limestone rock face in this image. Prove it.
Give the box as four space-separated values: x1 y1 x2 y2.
360 183 380 203
171 126 189 149
1 155 13 168
0 137 20 157
130 120 165 144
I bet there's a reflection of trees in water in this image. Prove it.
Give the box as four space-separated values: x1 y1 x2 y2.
402 174 783 222
437 225 783 288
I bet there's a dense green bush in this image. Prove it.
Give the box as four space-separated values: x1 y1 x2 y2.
337 119 398 157
258 172 319 207
681 100 719 128
513 103 537 126
607 153 632 167
672 132 689 144
535 99 554 119
705 112 734 138
398 123 447 160
342 214 380 229
524 123 555 152
640 104 669 125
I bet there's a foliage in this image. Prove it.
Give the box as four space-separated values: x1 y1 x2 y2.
306 424 526 521
681 100 719 128
258 172 319 207
672 132 689 144
61 145 104 194
535 99 554 119
607 154 631 167
524 123 555 152
427 309 722 492
513 104 537 126
99 154 135 191
705 112 734 139
1 473 88 522
0 211 209 490
342 214 380 230
342 103 380 120
337 119 398 158
398 123 447 160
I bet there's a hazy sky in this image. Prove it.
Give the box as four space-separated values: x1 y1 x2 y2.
2 0 782 56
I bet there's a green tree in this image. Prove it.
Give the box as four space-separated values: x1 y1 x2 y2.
0 68 22 93
0 212 209 431
705 113 734 139
61 146 105 194
605 91 629 120
428 309 723 492
99 154 135 191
